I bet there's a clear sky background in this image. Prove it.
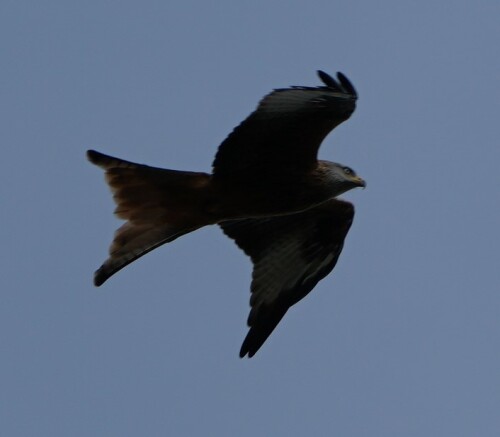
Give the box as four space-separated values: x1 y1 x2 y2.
1 1 499 436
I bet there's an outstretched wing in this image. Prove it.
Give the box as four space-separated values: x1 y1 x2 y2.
212 71 357 179
220 199 355 358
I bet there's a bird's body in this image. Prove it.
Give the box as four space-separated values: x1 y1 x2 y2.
88 70 364 357
209 159 360 219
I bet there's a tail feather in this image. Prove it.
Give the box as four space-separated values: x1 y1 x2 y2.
106 167 170 222
87 150 210 286
87 149 138 170
93 223 188 286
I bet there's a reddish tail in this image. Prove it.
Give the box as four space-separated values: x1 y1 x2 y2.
87 150 211 286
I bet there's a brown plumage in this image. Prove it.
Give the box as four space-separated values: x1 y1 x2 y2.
87 70 364 357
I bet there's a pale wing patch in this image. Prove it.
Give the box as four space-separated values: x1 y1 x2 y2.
250 235 340 311
301 252 336 284
258 89 336 114
251 237 305 306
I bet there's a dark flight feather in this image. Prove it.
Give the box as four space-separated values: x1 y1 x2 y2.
212 71 357 179
220 199 354 357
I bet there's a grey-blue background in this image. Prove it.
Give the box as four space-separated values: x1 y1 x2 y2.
2 1 499 436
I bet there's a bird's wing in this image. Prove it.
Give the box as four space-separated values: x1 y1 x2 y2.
220 199 355 358
212 71 357 179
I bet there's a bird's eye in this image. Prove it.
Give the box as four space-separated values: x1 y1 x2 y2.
343 167 353 175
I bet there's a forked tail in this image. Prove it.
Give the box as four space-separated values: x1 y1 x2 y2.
87 150 211 286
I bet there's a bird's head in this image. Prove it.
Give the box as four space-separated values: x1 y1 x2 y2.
320 160 366 197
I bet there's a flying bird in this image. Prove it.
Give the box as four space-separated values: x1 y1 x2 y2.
87 70 365 357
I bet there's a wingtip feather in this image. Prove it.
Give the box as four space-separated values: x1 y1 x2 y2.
239 339 255 358
316 70 357 99
317 70 341 91
336 71 358 98
87 149 102 164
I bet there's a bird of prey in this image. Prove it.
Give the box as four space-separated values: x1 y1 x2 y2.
87 70 365 358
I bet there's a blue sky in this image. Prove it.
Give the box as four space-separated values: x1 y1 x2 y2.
1 1 499 436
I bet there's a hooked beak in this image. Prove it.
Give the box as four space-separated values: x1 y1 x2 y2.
352 176 366 188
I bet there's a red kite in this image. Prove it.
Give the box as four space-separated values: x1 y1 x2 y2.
88 70 364 357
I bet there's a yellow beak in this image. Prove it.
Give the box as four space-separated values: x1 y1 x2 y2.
351 175 366 188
